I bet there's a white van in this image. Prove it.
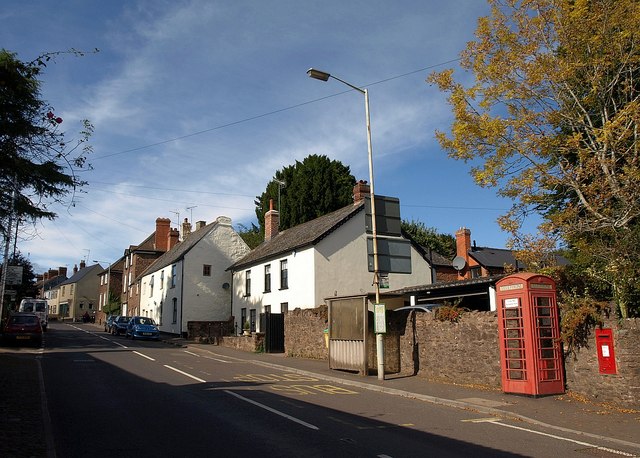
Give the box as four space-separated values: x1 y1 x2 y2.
19 298 49 331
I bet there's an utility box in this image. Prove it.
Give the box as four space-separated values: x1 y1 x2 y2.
496 273 565 396
595 328 617 375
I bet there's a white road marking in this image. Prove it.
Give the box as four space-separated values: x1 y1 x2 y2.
133 351 155 361
473 418 636 457
224 390 319 430
183 349 232 363
163 364 207 383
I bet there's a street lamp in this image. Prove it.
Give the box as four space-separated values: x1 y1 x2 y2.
307 68 385 380
93 260 111 315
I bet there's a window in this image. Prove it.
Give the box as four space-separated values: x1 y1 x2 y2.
70 284 74 295
79 302 84 310
245 270 251 296
264 305 271 314
280 302 288 314
470 266 481 279
240 307 247 333
264 264 271 293
150 275 154 297
249 309 256 333
89 303 93 310
62 286 65 295
160 270 164 289
158 301 163 326
280 259 288 290
172 298 178 324
203 264 211 276
171 264 177 288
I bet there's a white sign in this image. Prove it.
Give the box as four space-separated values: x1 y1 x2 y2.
374 303 386 334
601 345 610 358
504 298 520 308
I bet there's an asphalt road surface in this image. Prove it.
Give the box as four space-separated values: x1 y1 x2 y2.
31 322 637 457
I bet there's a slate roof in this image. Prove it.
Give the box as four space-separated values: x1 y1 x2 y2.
230 201 365 271
468 246 525 269
58 264 103 286
422 248 453 267
95 257 126 275
138 220 220 278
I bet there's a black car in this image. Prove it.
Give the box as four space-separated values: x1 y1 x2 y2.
111 316 131 335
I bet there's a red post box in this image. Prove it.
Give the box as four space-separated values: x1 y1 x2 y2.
595 328 617 375
496 273 565 396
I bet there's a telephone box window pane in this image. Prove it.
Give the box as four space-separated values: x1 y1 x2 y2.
509 370 525 380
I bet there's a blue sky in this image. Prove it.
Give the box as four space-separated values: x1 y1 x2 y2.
2 0 533 274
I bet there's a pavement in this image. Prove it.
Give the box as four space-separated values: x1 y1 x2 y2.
1 324 639 457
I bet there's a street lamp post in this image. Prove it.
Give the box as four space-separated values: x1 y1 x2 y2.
94 260 111 315
307 68 385 380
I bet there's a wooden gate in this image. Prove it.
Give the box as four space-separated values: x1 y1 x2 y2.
260 312 285 353
327 296 369 375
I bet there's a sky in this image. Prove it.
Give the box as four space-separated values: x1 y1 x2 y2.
2 0 536 275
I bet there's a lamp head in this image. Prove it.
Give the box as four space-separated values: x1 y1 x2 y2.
307 68 331 82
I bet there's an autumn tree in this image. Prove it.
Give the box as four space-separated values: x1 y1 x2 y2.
255 154 356 232
429 0 640 318
0 49 94 239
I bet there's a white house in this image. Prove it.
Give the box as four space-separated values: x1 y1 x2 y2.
138 216 250 336
230 182 434 333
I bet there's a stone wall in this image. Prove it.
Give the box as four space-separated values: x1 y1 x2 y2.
187 319 234 343
564 318 639 407
281 305 639 407
220 333 265 352
390 310 502 386
284 305 328 359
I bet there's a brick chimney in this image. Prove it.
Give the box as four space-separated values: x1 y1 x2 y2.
455 227 472 279
155 217 171 252
168 227 180 250
195 220 206 231
353 180 370 204
264 199 279 241
79 260 86 270
455 227 471 260
182 218 192 239
73 264 78 274
59 266 67 277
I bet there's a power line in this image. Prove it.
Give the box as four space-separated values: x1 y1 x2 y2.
92 59 460 161
90 181 255 197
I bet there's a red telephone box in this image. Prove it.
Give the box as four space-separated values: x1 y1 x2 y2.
496 273 565 396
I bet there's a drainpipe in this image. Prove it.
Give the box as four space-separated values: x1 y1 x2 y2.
180 260 186 338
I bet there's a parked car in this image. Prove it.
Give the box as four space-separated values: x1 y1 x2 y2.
18 298 49 331
104 315 116 333
3 312 43 346
125 316 160 341
111 316 131 335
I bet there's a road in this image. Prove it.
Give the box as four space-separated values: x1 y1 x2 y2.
14 322 637 457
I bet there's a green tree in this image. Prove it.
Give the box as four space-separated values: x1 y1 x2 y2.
255 154 356 232
429 0 640 318
0 49 94 238
401 219 456 258
236 223 263 249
